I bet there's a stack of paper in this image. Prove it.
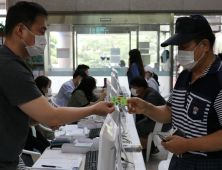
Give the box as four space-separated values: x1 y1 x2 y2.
32 158 81 170
32 149 82 170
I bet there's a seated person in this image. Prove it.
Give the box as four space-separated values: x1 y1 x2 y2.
161 50 170 71
35 76 55 140
45 79 52 98
144 65 160 93
67 76 107 108
22 76 52 166
76 64 90 75
56 70 87 107
130 76 172 158
24 127 50 154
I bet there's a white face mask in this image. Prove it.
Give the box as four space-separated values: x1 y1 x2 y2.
178 41 205 70
21 26 46 56
131 88 140 96
145 74 149 80
78 78 82 85
45 88 52 97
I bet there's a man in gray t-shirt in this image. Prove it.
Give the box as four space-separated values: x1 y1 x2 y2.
0 46 42 168
0 2 114 169
130 76 171 155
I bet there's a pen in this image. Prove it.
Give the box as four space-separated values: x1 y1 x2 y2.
41 165 62 168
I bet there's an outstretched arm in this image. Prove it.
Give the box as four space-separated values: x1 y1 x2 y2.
127 97 172 123
19 96 115 127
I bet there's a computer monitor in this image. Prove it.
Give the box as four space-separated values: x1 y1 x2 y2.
97 114 119 170
111 69 118 91
111 68 118 79
110 85 118 98
106 80 111 101
111 73 117 91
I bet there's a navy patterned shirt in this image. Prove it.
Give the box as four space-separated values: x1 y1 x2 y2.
167 57 222 157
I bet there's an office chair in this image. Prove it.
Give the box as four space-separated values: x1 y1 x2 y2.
159 86 164 94
146 93 172 162
51 97 60 108
158 152 173 170
22 149 41 165
38 124 55 140
39 124 54 133
163 94 171 101
146 123 172 162
146 122 163 162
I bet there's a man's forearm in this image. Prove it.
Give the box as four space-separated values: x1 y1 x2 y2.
45 106 95 126
19 96 114 127
185 130 222 152
29 117 39 126
20 96 96 126
144 103 172 123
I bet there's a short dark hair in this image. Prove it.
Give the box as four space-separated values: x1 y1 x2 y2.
193 33 215 48
35 75 50 96
72 76 96 102
73 70 87 79
130 76 148 89
6 1 48 36
76 64 90 72
119 60 126 67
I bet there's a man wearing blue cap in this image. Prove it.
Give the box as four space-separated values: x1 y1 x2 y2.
128 14 222 169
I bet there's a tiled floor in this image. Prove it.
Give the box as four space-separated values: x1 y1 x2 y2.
145 136 170 170
145 152 168 170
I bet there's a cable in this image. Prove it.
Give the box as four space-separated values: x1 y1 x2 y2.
121 157 134 165
122 137 132 144
118 108 129 167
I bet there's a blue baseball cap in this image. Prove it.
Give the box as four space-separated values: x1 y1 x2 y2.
161 14 213 47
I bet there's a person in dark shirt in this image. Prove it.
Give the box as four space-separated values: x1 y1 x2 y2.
127 49 145 89
130 76 172 158
0 2 114 169
128 15 222 170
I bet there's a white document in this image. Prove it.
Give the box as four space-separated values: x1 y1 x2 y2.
32 157 82 170
40 150 80 160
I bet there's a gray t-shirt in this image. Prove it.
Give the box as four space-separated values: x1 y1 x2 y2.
0 45 42 169
143 87 166 106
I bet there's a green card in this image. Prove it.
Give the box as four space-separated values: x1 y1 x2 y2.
110 97 128 106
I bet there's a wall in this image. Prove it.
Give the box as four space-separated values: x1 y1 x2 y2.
7 0 222 13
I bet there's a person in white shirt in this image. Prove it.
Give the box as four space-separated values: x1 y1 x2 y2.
161 50 170 71
144 65 160 93
55 70 87 107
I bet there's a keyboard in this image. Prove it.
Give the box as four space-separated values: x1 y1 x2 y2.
88 128 101 138
84 150 99 170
